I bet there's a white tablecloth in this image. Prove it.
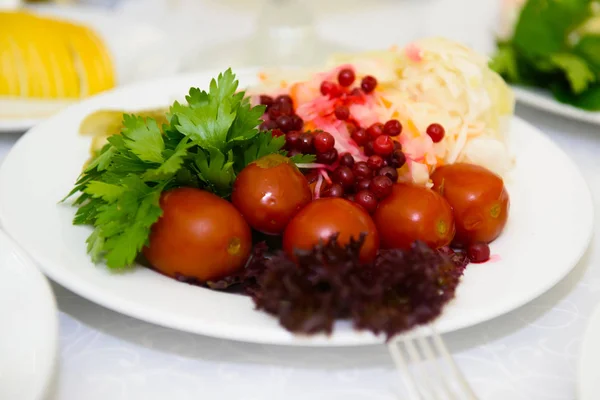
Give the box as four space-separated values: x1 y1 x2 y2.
2 1 600 399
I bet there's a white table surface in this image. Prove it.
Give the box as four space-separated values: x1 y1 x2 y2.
2 1 600 399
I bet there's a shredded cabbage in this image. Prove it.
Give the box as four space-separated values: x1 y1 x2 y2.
248 37 515 185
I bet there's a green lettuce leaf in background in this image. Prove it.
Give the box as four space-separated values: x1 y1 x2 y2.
490 0 600 110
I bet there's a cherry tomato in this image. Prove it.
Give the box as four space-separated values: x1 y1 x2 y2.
431 163 509 245
232 154 312 235
374 183 455 249
283 198 379 263
143 188 252 282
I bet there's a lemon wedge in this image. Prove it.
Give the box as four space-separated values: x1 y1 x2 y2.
0 10 115 101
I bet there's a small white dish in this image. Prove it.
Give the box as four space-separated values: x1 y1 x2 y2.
0 69 593 346
513 86 600 126
0 4 181 133
0 229 58 400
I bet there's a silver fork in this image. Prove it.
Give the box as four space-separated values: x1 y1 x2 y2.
387 326 479 400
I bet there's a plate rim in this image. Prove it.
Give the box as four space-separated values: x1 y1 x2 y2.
0 70 594 346
0 228 59 399
512 85 600 126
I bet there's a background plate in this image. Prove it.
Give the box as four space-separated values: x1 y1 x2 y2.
0 229 58 400
513 86 600 126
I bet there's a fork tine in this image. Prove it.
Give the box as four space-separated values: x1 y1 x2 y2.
430 327 478 400
415 334 457 400
388 338 423 400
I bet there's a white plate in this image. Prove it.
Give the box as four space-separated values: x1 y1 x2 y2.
0 229 58 400
0 4 181 133
578 303 600 400
513 86 600 126
0 70 593 346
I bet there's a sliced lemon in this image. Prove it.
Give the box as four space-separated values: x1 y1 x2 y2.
0 10 115 100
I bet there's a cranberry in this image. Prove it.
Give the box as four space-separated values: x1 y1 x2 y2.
355 178 372 192
276 115 294 132
259 95 274 108
267 105 282 120
320 81 342 98
393 150 407 168
314 131 335 153
339 153 355 168
369 175 393 199
259 119 278 131
320 81 335 96
271 128 285 138
361 75 377 93
275 94 293 107
288 149 302 158
338 68 356 87
363 140 375 156
467 242 490 263
344 194 355 202
298 133 315 154
378 166 398 182
373 135 394 156
323 183 344 198
383 119 402 136
349 88 362 98
393 141 402 151
285 131 301 150
354 190 378 214
367 123 384 139
316 148 338 164
290 115 304 131
426 123 445 143
351 128 369 146
334 105 350 121
332 166 355 189
352 161 373 179
367 155 384 170
268 102 292 119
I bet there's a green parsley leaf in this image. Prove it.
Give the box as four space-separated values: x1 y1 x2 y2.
142 137 191 181
241 132 286 168
85 144 116 172
226 97 265 148
194 147 236 196
170 69 239 151
84 181 126 202
289 153 317 164
93 176 165 269
121 114 165 163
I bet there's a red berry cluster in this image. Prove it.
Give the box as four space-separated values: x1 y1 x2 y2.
304 149 400 214
255 70 447 215
258 94 304 137
320 68 378 101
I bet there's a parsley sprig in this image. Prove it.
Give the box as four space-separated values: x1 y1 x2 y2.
65 69 314 269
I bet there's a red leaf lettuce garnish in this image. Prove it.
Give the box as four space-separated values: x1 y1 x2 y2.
243 235 467 340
